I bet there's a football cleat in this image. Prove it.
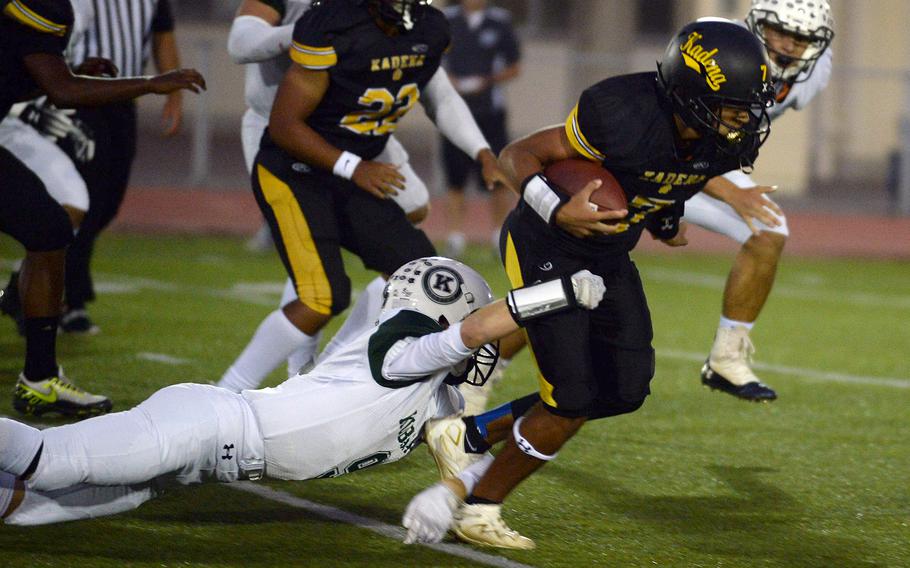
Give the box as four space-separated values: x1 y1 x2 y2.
453 504 535 550
424 415 478 480
60 309 100 335
701 361 777 401
702 326 776 402
14 369 113 417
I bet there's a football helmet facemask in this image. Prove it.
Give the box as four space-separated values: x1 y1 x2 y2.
658 18 775 165
381 257 499 385
746 0 834 84
364 0 432 31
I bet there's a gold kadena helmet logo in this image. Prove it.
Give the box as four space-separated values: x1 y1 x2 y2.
680 32 727 91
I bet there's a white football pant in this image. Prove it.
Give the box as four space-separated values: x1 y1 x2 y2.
0 116 89 212
27 384 264 492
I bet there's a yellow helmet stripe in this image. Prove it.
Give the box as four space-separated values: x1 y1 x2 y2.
564 104 605 162
3 0 68 36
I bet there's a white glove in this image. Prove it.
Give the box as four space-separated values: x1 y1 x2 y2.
402 483 460 545
570 269 606 310
17 102 76 140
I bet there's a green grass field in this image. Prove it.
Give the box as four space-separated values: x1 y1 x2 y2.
1 234 907 567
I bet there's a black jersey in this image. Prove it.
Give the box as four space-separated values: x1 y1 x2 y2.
284 0 450 160
547 71 754 257
0 0 73 120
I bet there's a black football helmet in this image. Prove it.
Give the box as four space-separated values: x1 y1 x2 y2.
657 18 775 164
361 0 432 31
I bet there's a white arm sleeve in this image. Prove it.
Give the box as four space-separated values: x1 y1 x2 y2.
421 68 490 161
382 323 474 382
227 15 295 65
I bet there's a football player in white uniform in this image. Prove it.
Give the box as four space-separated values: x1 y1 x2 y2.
689 0 834 401
219 0 512 393
0 257 605 525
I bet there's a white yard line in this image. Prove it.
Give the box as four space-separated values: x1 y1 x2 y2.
658 349 910 389
229 483 536 568
136 352 191 366
644 268 910 310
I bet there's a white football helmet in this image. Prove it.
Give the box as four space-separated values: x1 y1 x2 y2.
746 0 834 84
382 257 498 385
382 257 493 326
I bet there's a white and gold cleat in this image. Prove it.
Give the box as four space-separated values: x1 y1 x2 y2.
453 503 535 550
424 415 478 480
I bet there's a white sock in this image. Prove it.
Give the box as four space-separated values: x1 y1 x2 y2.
456 453 495 495
719 316 754 331
287 329 322 376
0 419 42 477
318 276 386 362
5 483 157 526
279 277 297 307
0 471 14 519
218 309 318 392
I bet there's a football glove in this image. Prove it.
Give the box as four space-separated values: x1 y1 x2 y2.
16 101 96 163
402 482 460 545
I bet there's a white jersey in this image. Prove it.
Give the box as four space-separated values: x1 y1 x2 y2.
245 0 312 118
243 309 464 481
767 48 832 121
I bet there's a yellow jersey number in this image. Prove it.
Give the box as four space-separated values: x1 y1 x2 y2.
340 83 420 136
611 195 672 233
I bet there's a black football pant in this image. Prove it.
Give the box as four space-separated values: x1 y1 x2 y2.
65 102 137 310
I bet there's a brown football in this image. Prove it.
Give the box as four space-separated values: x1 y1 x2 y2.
543 158 627 212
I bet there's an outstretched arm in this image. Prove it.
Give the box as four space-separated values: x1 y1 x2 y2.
227 0 295 64
421 69 512 192
24 52 205 109
381 271 606 381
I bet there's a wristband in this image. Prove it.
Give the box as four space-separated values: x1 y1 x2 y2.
506 276 576 325
333 151 362 180
521 173 564 225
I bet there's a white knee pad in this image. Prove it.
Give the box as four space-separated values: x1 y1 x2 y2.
512 417 558 462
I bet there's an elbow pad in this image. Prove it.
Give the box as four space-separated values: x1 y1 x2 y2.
645 201 684 240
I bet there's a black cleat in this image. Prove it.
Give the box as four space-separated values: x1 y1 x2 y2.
60 308 101 335
701 360 777 402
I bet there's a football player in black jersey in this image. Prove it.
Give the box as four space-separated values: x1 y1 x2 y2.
401 18 776 549
218 0 512 394
0 0 205 417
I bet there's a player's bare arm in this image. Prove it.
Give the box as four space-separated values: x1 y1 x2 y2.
499 125 627 238
270 64 405 199
703 175 783 234
152 30 183 136
23 52 205 108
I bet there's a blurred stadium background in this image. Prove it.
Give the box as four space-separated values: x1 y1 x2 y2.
122 0 910 244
